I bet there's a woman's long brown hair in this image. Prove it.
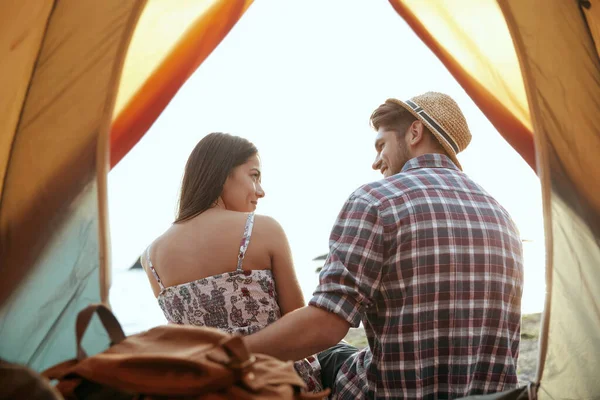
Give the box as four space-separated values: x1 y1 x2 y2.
175 133 257 223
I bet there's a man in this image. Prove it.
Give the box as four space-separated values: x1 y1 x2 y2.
245 92 524 399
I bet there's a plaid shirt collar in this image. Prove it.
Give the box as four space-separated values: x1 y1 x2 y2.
401 153 460 173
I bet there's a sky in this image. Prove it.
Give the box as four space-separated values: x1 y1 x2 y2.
108 0 545 314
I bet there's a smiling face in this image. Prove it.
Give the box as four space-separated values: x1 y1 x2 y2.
220 154 265 212
369 99 419 178
372 127 412 177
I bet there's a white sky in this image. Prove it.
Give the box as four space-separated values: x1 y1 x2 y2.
108 0 545 313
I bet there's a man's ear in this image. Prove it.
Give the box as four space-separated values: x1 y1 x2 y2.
407 120 425 145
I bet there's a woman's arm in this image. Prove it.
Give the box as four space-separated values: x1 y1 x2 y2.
261 216 306 315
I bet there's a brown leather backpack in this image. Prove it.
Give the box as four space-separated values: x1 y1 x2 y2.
42 304 328 399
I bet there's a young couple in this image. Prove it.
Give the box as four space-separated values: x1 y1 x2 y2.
142 92 524 399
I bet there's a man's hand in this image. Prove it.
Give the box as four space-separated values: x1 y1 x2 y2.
244 305 351 361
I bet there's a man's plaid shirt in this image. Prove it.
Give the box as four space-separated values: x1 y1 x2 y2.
310 154 523 399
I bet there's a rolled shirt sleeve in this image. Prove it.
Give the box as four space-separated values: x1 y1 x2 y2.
309 193 385 327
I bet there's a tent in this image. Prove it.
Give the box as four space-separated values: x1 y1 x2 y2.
1 1 598 399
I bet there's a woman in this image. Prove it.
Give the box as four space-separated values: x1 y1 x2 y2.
141 132 322 392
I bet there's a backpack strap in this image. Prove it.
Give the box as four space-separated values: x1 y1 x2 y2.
75 304 126 360
146 246 165 291
236 213 255 272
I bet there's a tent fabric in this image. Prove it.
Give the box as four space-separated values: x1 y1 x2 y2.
389 0 536 171
0 0 147 370
499 1 600 398
0 0 53 206
109 0 253 168
391 0 600 398
0 183 109 371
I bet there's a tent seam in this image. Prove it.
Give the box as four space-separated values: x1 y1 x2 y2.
496 0 553 392
95 0 149 305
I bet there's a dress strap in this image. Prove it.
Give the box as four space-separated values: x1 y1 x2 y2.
236 213 255 271
146 246 165 291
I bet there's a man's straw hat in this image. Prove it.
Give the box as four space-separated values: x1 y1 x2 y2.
389 92 472 170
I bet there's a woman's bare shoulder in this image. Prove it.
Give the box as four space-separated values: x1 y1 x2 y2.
144 223 182 264
252 214 289 249
253 214 284 233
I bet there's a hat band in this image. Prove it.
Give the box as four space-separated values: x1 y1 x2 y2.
405 100 459 153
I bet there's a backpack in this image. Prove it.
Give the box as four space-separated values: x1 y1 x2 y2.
42 304 328 399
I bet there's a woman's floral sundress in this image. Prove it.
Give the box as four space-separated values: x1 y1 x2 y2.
146 213 322 393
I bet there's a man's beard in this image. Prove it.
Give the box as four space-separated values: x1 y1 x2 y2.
392 145 412 175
